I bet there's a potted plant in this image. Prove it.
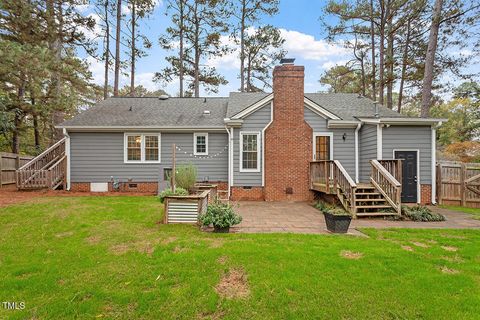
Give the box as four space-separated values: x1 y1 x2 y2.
317 203 352 233
199 201 242 233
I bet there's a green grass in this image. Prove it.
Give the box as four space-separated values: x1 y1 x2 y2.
440 205 480 220
1 196 479 319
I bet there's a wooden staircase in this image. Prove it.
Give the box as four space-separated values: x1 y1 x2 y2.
354 184 396 216
310 159 403 217
16 138 67 190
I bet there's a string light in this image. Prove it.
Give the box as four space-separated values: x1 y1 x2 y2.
175 144 228 159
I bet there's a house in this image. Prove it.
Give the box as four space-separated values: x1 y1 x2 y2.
17 61 445 216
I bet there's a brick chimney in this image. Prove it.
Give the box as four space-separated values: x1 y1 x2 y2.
264 61 313 201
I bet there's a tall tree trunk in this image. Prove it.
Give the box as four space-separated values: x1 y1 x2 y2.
379 1 386 105
33 114 40 151
104 0 110 100
397 19 411 113
370 0 376 101
386 0 394 109
113 0 122 97
12 83 25 154
193 2 200 97
130 1 136 96
179 0 184 97
421 0 443 118
239 0 246 92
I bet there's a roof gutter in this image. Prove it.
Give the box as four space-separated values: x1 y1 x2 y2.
357 117 447 125
56 125 227 132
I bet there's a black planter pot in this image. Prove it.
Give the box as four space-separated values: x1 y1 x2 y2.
213 226 230 233
323 212 352 233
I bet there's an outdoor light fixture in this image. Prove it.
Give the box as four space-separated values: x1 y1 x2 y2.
342 133 347 141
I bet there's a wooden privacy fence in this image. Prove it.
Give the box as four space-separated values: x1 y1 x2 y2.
0 152 34 187
437 161 480 208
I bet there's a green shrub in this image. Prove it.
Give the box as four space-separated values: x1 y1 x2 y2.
314 201 350 216
199 201 242 228
158 187 188 203
175 164 197 191
401 205 446 222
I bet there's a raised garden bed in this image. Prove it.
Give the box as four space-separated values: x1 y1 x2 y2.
163 190 210 224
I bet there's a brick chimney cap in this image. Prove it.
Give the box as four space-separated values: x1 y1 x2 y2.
280 58 295 65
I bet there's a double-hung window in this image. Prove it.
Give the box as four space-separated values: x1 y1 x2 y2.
124 133 161 163
194 133 208 155
240 132 260 172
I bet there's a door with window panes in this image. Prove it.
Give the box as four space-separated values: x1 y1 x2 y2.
313 135 331 161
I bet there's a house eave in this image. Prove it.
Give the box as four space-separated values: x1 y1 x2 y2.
56 125 227 132
357 117 447 126
327 120 360 128
223 118 244 127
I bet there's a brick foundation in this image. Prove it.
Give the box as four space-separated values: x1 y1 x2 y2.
70 181 228 195
264 64 314 201
420 184 432 205
231 186 265 201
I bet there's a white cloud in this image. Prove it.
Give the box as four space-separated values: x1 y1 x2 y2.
321 59 350 70
279 29 348 61
207 35 239 71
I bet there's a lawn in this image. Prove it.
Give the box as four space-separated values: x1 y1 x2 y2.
1 196 479 319
440 205 480 220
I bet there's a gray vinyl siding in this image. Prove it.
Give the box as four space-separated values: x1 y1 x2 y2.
382 125 432 184
70 131 228 183
304 107 356 178
359 124 377 182
233 103 272 186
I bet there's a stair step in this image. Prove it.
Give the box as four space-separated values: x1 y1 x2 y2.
355 205 393 209
355 192 381 195
356 211 399 216
355 198 386 203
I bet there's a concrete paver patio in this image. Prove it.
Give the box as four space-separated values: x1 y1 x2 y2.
232 201 480 234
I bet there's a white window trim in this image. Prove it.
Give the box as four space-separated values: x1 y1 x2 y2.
124 133 161 164
393 149 421 204
239 131 261 173
312 132 334 161
193 132 208 155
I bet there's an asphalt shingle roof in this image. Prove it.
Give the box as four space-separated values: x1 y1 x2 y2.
60 92 410 128
305 93 406 120
60 97 228 127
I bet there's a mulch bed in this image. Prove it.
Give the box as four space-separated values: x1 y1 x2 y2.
0 185 155 207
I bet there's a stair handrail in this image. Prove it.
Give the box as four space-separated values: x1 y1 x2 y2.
19 137 66 171
332 160 357 216
48 155 67 188
370 160 401 214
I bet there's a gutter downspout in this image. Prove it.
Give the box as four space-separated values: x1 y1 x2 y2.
261 101 274 187
225 125 232 200
354 122 362 183
63 128 71 191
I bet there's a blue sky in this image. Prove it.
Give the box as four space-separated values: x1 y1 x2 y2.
80 0 478 98
82 0 351 97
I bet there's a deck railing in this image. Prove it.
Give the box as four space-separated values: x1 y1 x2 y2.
370 160 402 214
378 159 402 183
310 160 357 215
16 138 66 189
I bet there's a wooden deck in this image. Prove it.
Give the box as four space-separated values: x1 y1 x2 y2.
310 160 403 217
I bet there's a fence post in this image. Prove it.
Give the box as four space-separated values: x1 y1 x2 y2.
436 164 442 205
0 154 3 188
460 163 466 207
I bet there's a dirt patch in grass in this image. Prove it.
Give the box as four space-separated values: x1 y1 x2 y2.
411 241 429 248
55 231 74 238
162 236 177 245
217 256 228 265
401 245 414 252
340 250 363 259
441 246 458 252
208 238 225 248
86 235 101 245
135 241 156 256
442 255 464 263
440 266 460 274
215 268 250 299
173 245 188 253
110 244 130 255
440 233 466 240
197 310 226 320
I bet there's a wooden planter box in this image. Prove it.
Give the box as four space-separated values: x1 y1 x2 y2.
163 190 210 224
193 183 218 203
323 212 352 233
